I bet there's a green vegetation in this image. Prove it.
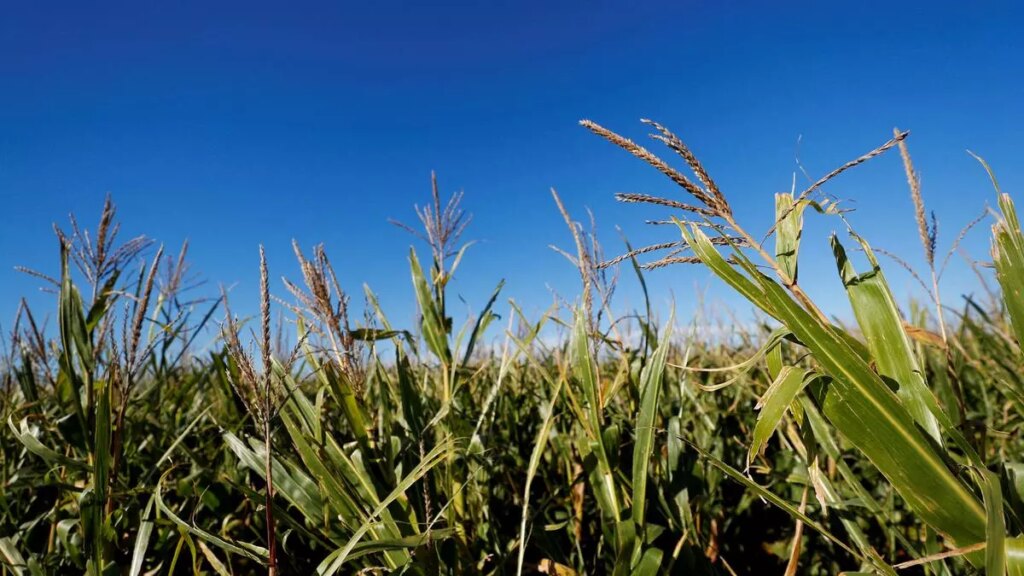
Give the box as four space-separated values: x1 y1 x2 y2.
3 121 1024 574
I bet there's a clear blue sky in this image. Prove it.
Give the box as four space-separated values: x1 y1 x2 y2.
2 1 1022 334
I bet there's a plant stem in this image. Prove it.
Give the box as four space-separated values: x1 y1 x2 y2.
264 413 277 575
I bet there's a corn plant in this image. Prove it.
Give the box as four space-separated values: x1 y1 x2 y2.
3 199 228 574
587 118 1024 574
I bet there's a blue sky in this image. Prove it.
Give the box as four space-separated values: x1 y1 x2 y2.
2 1 1022 335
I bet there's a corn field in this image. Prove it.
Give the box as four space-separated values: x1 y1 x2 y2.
3 121 1024 575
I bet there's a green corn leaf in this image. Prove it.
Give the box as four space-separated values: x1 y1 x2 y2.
8 416 88 471
969 153 1024 357
283 407 417 568
1009 537 1024 576
55 519 81 567
342 529 457 563
349 328 414 342
224 432 326 525
128 495 155 576
410 248 451 365
516 375 564 576
197 540 231 576
775 192 806 282
992 191 1024 354
612 519 637 576
766 340 784 380
572 308 620 522
572 309 602 424
316 438 456 574
972 467 1007 575
749 367 813 466
284 427 363 525
631 548 663 576
57 242 89 440
446 240 474 282
298 317 371 449
619 233 657 356
0 537 27 576
831 233 942 441
687 326 791 391
461 279 504 368
584 439 620 523
14 351 39 403
631 313 673 538
90 375 112 573
154 475 269 563
395 350 426 438
85 270 121 332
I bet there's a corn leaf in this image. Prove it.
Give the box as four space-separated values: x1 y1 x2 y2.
8 416 88 471
775 192 806 282
410 248 452 365
748 367 813 466
572 308 620 522
516 374 564 576
993 192 1024 354
316 438 455 574
631 313 673 552
831 233 942 441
